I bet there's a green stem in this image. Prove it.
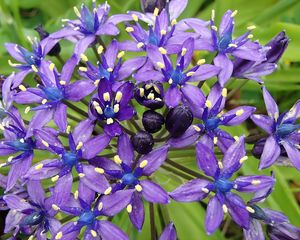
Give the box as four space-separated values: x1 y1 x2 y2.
149 203 156 240
63 101 88 118
227 79 249 99
55 54 65 65
92 45 101 62
161 165 193 180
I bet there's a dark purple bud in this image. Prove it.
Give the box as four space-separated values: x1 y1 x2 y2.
140 0 168 13
34 24 61 56
252 138 287 159
267 222 300 240
134 82 164 109
142 110 164 133
265 31 289 64
166 105 193 138
131 131 154 154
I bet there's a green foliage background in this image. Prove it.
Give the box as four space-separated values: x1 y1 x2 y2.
0 0 300 239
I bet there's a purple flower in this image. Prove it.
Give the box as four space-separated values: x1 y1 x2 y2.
89 80 135 137
24 122 111 195
91 133 170 230
0 109 37 192
52 189 130 240
169 137 275 235
3 181 63 239
0 73 15 123
140 0 168 13
233 31 289 83
267 222 300 240
5 38 58 88
251 87 300 170
13 61 95 132
167 83 255 152
79 39 147 90
136 37 220 107
159 222 177 240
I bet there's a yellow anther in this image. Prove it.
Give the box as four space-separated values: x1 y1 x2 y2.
205 100 212 109
31 65 38 73
211 26 218 31
139 160 148 168
41 140 49 148
222 88 227 97
90 230 97 237
247 34 254 39
103 92 110 102
107 67 113 72
211 9 215 20
79 67 87 72
160 29 167 35
168 79 173 84
73 6 81 18
52 204 60 211
132 14 138 22
218 161 223 169
78 173 85 178
95 167 105 174
76 141 83 150
49 63 55 71
213 137 218 144
126 27 134 33
181 47 187 56
139 88 145 97
156 62 165 69
137 42 144 49
55 231 63 240
113 104 119 113
74 190 79 199
19 85 27 92
35 163 43 170
231 10 238 17
153 85 160 94
115 91 123 102
61 18 70 22
24 106 31 114
251 180 261 185
202 188 209 193
246 206 255 213
197 59 206 65
59 80 66 85
97 45 104 54
42 99 47 105
147 93 155 100
236 109 244 116
8 60 21 67
153 7 159 16
234 136 239 141
104 187 112 195
135 184 143 192
66 125 71 134
126 204 132 213
80 54 88 62
274 112 279 121
114 155 122 164
171 19 177 26
94 79 100 86
106 118 114 125
228 43 237 48
222 204 228 213
186 71 195 77
239 156 248 164
193 125 201 132
51 175 59 182
159 47 167 55
247 25 256 30
117 51 125 59
98 202 103 211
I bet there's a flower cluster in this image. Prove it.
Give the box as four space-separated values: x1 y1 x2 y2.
0 0 299 239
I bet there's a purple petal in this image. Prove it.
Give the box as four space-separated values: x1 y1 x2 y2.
26 109 54 138
180 38 194 69
50 173 73 207
100 190 134 216
117 133 134 168
283 100 300 123
259 136 280 169
104 121 123 137
189 64 221 82
262 87 279 119
118 40 140 52
222 106 256 126
159 222 177 240
104 39 118 68
11 69 32 88
78 180 95 206
282 141 300 171
134 70 164 83
81 134 111 159
250 114 274 134
181 84 205 118
81 165 110 193
164 86 181 108
169 179 210 202
27 180 45 206
196 142 218 177
243 219 264 240
168 0 188 20
231 41 266 62
73 119 95 144
74 35 96 56
263 208 289 223
5 43 25 62
205 196 224 235
214 53 233 87
167 125 200 148
214 129 235 153
129 192 144 230
97 22 119 36
24 158 60 180
118 57 147 80
219 10 234 37
54 103 67 132
138 145 169 176
98 220 129 240
234 175 275 193
140 180 169 204
14 89 43 104
3 194 31 210
65 80 95 101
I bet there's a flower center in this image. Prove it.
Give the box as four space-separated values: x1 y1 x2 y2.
218 32 232 51
121 173 137 186
214 178 233 193
19 48 40 67
43 87 64 102
148 27 160 46
104 106 116 119
170 69 185 86
78 211 95 226
21 211 44 226
8 138 34 152
205 118 220 131
276 123 299 138
248 205 270 222
62 152 78 167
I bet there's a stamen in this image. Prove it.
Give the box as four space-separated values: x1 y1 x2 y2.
234 136 239 141
113 104 119 113
197 59 206 65
31 65 38 73
156 62 165 69
251 180 261 185
153 85 161 94
222 204 228 213
205 100 212 109
41 140 49 147
80 54 88 62
137 42 144 49
49 63 55 71
213 137 218 144
239 156 248 164
78 173 85 178
59 80 66 85
42 99 47 105
104 187 112 195
117 51 125 59
168 79 173 84
73 6 81 18
153 8 159 17
246 206 255 213
52 204 60 211
247 25 256 30
139 88 145 97
201 188 209 193
131 14 138 22
95 167 105 174
55 231 63 240
74 190 79 199
145 84 152 90
8 60 21 67
103 92 110 102
126 27 134 33
76 141 83 150
231 10 238 17
228 43 237 48
218 161 223 169
160 29 167 35
135 184 143 192
181 48 187 56
107 67 113 72
18 84 27 92
222 88 227 97
115 91 123 102
114 155 122 164
211 26 218 31
171 19 177 26
139 160 148 168
98 202 103 211
35 163 43 170
79 67 87 72
90 230 97 237
94 79 100 86
186 71 195 77
51 175 59 182
211 9 215 21
236 109 244 116
247 34 254 39
24 106 31 114
159 47 167 55
97 45 104 54
126 204 132 213
193 125 201 132
66 125 71 134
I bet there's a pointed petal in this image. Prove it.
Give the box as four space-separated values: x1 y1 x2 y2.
81 165 110 193
205 196 224 235
98 220 129 240
282 141 300 171
117 133 134 168
250 114 274 134
259 136 280 169
65 80 95 101
129 192 144 230
140 180 169 204
196 142 218 177
214 53 233 87
164 86 181 108
27 180 45 206
262 87 279 119
54 103 67 132
159 222 177 240
81 134 111 159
